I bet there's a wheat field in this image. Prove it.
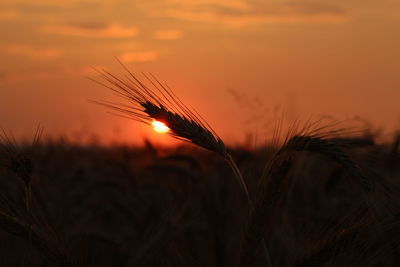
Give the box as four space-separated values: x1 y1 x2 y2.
0 70 399 266
0 126 399 266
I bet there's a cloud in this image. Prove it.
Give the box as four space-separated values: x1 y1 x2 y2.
153 0 348 26
1 69 63 82
154 30 183 40
0 11 19 20
1 0 114 8
120 51 158 63
165 9 347 26
42 22 139 38
5 44 62 60
166 0 250 10
0 65 99 82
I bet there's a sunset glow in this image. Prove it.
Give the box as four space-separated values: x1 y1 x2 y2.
152 120 170 134
0 0 399 144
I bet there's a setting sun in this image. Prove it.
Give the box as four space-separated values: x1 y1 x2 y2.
151 120 170 134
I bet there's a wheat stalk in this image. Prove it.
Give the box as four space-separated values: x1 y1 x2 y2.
0 125 42 216
0 127 73 265
239 121 374 266
0 195 72 265
239 158 292 267
92 61 251 201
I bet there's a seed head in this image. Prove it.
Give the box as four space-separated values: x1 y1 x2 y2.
92 61 227 156
0 125 42 185
283 135 374 192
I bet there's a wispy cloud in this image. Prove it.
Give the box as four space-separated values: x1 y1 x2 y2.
42 22 139 38
164 9 347 26
154 30 183 40
4 44 62 60
153 0 348 26
0 65 99 82
1 0 114 8
166 0 250 10
120 51 158 63
0 11 19 20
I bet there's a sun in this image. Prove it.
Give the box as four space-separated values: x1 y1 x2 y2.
151 120 170 134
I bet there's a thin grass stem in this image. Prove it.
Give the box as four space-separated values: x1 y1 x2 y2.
224 153 251 204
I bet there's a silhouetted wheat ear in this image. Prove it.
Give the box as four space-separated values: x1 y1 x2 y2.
92 63 227 157
0 125 42 215
283 135 374 192
92 62 251 200
141 101 227 156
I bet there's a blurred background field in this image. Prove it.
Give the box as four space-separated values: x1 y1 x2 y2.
0 134 399 266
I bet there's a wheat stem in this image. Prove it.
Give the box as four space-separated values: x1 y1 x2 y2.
223 153 273 267
224 153 251 204
25 184 31 217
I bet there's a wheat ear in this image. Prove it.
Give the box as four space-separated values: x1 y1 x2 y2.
91 61 251 202
282 135 374 192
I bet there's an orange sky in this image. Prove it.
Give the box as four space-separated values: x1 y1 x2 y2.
1 0 399 146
